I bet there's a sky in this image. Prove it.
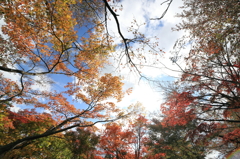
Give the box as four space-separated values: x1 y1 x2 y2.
102 0 187 113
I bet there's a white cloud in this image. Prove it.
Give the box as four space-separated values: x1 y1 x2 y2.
95 122 105 132
9 104 21 112
0 18 8 39
30 73 53 92
121 80 163 112
104 0 187 112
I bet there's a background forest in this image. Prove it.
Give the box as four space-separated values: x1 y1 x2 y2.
0 0 239 158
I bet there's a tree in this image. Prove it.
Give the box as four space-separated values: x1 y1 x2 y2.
0 107 60 158
0 0 177 155
64 128 99 159
175 0 239 51
160 0 240 155
131 115 149 159
147 118 206 159
0 0 134 155
97 114 149 159
98 122 134 159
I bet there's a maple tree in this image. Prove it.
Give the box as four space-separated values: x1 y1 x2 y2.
0 0 140 156
1 103 101 159
0 0 173 155
98 122 134 159
97 114 149 159
130 115 149 159
0 106 57 158
159 0 240 155
174 0 239 51
30 136 73 159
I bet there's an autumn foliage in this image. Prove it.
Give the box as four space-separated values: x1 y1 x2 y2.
97 115 149 159
0 0 239 158
158 0 240 156
0 0 132 156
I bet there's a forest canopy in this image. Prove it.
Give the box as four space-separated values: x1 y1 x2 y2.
0 0 239 158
